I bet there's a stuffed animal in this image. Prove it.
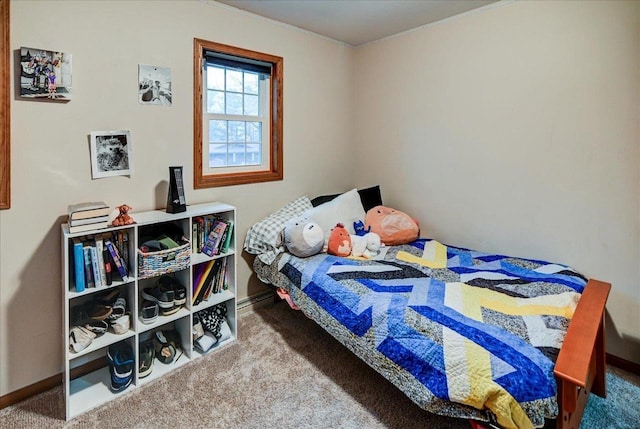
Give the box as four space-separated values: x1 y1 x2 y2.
283 217 324 258
327 223 352 257
365 205 419 245
353 220 371 236
350 232 382 259
111 204 135 226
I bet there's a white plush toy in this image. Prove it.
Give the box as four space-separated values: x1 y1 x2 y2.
283 217 324 258
350 232 382 259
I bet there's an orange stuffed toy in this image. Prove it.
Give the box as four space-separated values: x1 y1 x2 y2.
364 205 419 245
327 223 352 257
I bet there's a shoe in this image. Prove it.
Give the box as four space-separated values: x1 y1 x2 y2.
192 314 204 341
142 285 174 309
107 343 134 392
157 276 186 306
153 330 182 364
138 340 155 378
69 326 96 353
161 305 181 316
110 313 130 335
139 300 159 324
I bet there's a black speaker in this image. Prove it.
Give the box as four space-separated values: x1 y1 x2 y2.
166 166 187 213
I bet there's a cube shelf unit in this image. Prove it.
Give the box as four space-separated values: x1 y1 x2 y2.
61 202 236 420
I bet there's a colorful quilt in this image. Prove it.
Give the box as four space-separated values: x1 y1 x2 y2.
260 239 587 429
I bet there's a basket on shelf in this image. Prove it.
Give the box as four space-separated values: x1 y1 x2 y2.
137 237 191 279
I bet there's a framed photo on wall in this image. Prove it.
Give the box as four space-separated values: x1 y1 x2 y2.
19 46 72 101
90 131 132 179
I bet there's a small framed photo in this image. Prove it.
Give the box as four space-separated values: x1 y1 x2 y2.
19 47 72 101
90 131 132 179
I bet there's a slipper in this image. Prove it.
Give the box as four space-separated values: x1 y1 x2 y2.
110 313 130 335
153 330 176 364
69 326 96 353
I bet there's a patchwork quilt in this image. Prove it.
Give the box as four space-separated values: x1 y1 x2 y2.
258 239 587 429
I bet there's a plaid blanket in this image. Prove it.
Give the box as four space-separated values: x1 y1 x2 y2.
262 239 587 429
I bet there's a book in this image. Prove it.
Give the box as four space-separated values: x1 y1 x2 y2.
68 221 109 234
94 235 107 288
68 202 110 220
72 239 85 292
193 260 215 305
69 215 109 227
220 220 234 254
202 220 227 256
220 220 233 253
105 239 129 281
82 245 95 288
89 245 103 288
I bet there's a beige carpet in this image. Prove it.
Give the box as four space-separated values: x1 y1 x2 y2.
1 301 470 429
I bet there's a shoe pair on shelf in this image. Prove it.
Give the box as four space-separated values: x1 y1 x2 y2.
107 342 134 392
141 275 186 318
69 289 130 353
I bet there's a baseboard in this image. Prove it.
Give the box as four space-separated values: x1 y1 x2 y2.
237 290 275 316
607 353 640 376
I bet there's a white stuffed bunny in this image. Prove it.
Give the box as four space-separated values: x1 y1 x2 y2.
350 232 382 259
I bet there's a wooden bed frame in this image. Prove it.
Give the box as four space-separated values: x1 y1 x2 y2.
554 278 611 429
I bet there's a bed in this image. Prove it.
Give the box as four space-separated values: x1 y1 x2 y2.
245 188 611 429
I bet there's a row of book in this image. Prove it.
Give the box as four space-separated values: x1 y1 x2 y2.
72 231 130 292
192 216 234 257
193 258 229 305
68 201 111 234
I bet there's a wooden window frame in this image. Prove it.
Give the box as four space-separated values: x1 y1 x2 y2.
193 38 283 188
1 0 9 209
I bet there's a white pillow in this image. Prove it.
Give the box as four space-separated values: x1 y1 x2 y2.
303 188 366 240
243 195 313 264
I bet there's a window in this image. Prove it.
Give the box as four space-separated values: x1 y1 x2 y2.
194 39 283 188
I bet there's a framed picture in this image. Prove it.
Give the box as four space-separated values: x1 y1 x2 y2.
90 131 132 179
19 46 72 101
138 64 172 106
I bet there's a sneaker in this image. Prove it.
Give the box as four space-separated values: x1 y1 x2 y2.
107 343 134 392
157 276 186 306
138 340 155 378
139 300 159 324
142 285 174 309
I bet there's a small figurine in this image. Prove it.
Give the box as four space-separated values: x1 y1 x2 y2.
111 204 135 226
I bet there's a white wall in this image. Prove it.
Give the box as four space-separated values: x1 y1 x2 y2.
0 0 354 396
354 0 640 363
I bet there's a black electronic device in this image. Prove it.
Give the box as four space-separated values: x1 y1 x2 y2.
166 166 187 213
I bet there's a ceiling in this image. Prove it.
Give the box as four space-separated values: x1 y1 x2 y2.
215 0 499 47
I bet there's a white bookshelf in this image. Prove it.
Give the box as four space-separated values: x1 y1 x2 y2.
61 202 237 420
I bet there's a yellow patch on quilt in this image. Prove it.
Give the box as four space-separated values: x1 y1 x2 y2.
396 240 447 268
460 338 533 429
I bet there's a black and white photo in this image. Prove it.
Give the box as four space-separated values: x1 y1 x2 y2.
138 64 172 106
90 130 132 179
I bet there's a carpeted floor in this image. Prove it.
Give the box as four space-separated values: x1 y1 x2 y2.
1 302 638 429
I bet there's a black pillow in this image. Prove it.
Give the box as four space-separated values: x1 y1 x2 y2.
310 185 383 212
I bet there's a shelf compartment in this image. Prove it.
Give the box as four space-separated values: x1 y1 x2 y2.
68 366 136 419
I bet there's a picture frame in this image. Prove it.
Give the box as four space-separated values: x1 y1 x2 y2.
19 46 72 101
90 130 133 179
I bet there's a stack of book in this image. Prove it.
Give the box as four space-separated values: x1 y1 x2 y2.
192 216 234 256
72 231 130 292
68 202 111 234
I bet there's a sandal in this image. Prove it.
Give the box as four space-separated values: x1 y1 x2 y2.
153 330 182 364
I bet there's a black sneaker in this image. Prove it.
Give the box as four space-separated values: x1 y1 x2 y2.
107 343 134 392
142 285 174 309
138 340 155 378
139 300 159 324
157 276 186 306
